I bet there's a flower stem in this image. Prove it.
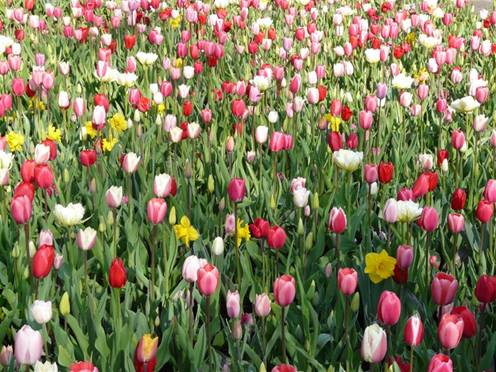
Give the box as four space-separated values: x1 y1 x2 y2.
281 306 287 363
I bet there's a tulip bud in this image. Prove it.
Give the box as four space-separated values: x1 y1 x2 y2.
59 292 70 316
403 314 424 347
14 325 43 365
211 237 224 256
361 324 387 363
273 274 296 307
377 290 401 325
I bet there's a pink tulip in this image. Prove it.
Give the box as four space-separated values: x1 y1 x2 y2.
269 132 286 152
428 354 453 372
182 255 203 283
146 198 167 225
361 324 387 363
227 178 246 202
419 207 439 232
92 105 106 128
73 97 85 117
12 78 25 96
377 290 401 326
226 290 240 319
328 207 347 234
396 245 413 269
431 272 458 305
483 179 496 203
14 325 43 365
254 293 271 317
359 110 373 130
447 213 464 234
197 263 220 297
451 130 465 150
403 314 424 347
11 196 32 225
337 268 358 296
437 314 464 350
273 274 296 307
364 164 378 184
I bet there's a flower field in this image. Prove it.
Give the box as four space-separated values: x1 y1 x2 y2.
0 0 496 370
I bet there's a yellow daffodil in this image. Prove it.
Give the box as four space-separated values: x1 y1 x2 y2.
157 104 165 114
364 250 396 284
6 132 24 152
109 113 127 133
173 216 199 247
85 122 97 139
102 136 118 152
47 125 62 143
236 218 251 248
405 32 416 45
169 16 181 29
329 116 342 132
174 58 183 68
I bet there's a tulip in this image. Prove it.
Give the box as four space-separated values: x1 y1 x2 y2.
475 199 494 223
34 143 50 165
293 187 310 208
337 268 358 296
396 245 413 269
254 293 271 317
403 314 424 347
431 272 458 305
418 207 439 232
32 244 55 278
226 290 240 318
447 213 464 234
34 165 54 189
272 364 297 372
378 162 394 183
231 99 246 118
267 225 287 250
361 324 387 363
197 263 219 296
383 198 398 223
364 164 378 184
11 195 32 224
121 152 140 173
54 203 85 226
427 354 453 372
0 345 13 367
38 230 53 247
211 237 224 256
146 198 167 225
437 314 464 350
79 149 97 167
377 290 401 326
273 274 296 307
483 179 496 203
332 149 363 172
412 173 430 200
450 188 466 210
14 325 43 365
451 306 476 338
105 186 123 208
255 126 269 144
19 162 35 184
328 207 347 233
475 274 496 303
153 173 172 198
227 178 246 202
249 218 270 239
70 361 99 372
30 300 52 324
182 255 201 283
451 130 465 150
76 227 97 251
109 258 127 288
134 334 158 369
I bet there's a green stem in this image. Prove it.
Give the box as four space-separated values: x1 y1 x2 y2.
281 306 287 363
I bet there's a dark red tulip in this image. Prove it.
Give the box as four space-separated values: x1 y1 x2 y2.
437 149 449 166
14 181 36 201
20 160 36 183
451 306 477 338
475 274 496 303
425 171 438 192
182 100 193 117
249 218 270 239
79 149 97 167
393 264 408 284
327 131 342 152
451 188 466 210
34 164 54 189
124 34 136 50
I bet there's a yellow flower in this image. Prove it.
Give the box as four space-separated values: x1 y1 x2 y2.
324 115 342 132
85 122 97 139
175 58 183 68
157 104 165 114
6 132 24 152
364 250 396 284
102 136 118 152
170 16 182 29
236 218 251 248
405 32 416 45
137 334 159 362
47 125 62 143
109 113 127 133
173 216 199 247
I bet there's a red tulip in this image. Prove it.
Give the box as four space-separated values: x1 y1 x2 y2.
437 149 449 166
20 160 36 183
249 218 270 239
378 162 394 183
197 263 219 297
427 354 453 372
377 290 401 326
475 199 494 223
328 207 347 234
437 314 464 350
24 0 35 11
10 195 32 224
403 314 424 347
80 149 97 167
32 244 55 279
69 361 98 372
94 94 109 112
134 334 158 372
431 272 458 305
271 364 297 372
14 182 36 202
393 264 408 284
109 258 127 288
337 268 358 296
231 99 246 118
475 274 496 303
267 225 287 250
41 139 57 160
451 306 476 338
425 171 438 191
34 164 54 189
227 178 246 202
412 173 430 200
450 188 466 210
327 131 342 152
274 274 296 307
124 34 137 50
